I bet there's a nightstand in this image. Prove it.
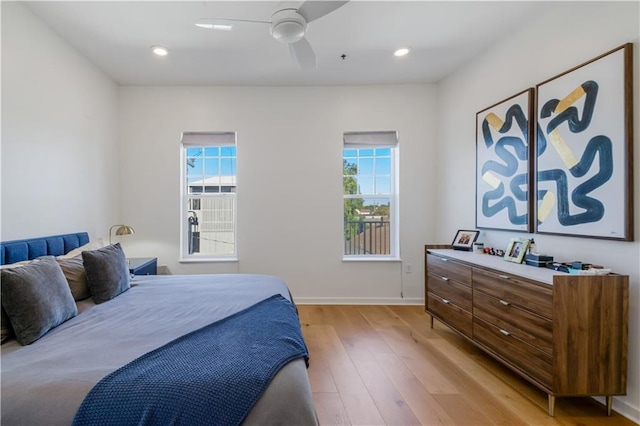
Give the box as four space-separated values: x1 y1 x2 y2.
127 257 157 276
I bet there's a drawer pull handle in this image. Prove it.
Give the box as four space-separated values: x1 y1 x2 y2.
498 274 510 280
442 299 451 304
441 258 449 262
499 329 511 336
441 276 450 281
499 300 510 306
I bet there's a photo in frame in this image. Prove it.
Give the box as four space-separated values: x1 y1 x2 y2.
503 237 531 263
476 89 534 232
535 43 633 240
451 229 480 251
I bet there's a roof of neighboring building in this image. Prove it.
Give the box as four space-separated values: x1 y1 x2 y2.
188 176 236 187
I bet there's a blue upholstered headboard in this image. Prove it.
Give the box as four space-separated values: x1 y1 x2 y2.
0 232 90 265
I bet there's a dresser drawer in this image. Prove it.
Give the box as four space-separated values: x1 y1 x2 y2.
427 272 472 311
427 254 472 285
474 317 552 388
427 292 472 338
473 290 553 355
473 268 553 319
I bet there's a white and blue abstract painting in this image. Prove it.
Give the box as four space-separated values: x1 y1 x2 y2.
476 89 533 232
536 44 632 240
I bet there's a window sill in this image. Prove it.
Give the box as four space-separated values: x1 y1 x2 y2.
342 256 402 262
179 257 238 263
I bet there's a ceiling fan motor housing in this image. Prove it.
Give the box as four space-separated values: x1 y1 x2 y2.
270 9 307 44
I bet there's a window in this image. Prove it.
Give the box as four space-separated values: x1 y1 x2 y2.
180 132 237 260
343 131 399 259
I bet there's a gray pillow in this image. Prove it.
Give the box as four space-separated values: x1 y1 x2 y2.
82 243 130 304
0 260 34 343
1 307 14 343
56 255 91 301
1 256 78 345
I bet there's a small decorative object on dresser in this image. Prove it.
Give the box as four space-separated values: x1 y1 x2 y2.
127 257 158 276
524 253 553 267
503 237 530 263
451 230 479 251
472 242 484 253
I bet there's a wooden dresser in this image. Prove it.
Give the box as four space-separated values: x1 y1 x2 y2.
425 245 628 416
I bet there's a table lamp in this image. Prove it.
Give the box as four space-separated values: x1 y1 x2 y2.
109 224 135 244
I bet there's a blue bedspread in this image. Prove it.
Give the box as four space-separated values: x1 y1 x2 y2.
72 294 309 426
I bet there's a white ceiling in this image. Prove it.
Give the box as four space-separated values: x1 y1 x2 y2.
24 1 561 86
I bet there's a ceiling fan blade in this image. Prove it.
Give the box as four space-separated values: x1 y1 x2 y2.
289 37 316 70
194 18 271 29
297 1 349 23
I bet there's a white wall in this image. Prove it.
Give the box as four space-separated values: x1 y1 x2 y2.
436 2 640 421
1 2 120 241
118 85 437 303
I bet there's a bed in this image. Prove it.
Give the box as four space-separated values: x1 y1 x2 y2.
0 233 317 426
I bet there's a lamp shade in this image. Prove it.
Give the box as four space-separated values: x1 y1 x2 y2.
109 225 135 244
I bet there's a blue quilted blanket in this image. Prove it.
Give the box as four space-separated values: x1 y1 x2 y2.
72 294 309 426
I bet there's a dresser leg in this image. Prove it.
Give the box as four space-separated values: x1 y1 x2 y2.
606 396 613 416
430 315 434 328
548 395 555 416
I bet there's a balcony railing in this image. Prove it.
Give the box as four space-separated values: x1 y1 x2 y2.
344 219 390 255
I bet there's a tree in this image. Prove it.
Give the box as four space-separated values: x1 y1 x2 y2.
343 160 363 241
372 203 389 218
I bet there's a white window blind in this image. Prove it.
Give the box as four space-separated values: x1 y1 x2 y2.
180 131 236 146
343 131 398 148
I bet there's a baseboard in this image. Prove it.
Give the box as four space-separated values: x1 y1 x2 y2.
295 297 424 305
594 396 640 423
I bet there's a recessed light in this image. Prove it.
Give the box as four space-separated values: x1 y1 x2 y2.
152 46 169 57
394 47 411 57
195 21 233 31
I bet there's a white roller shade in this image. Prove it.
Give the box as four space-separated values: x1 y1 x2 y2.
181 131 236 146
343 131 398 148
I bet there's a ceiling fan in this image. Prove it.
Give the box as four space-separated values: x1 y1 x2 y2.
195 1 350 70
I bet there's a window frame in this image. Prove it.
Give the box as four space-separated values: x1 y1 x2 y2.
342 132 400 261
179 132 238 262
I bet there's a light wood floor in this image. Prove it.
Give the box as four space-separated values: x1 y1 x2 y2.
297 305 637 426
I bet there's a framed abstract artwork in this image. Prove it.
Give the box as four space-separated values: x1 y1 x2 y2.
535 43 633 240
476 89 534 232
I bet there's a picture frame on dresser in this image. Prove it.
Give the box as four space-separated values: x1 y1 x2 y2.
451 229 479 251
503 237 530 263
535 43 633 240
